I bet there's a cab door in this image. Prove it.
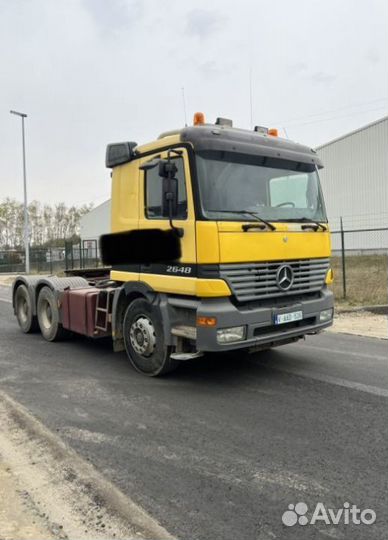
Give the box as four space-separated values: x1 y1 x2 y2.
138 147 197 295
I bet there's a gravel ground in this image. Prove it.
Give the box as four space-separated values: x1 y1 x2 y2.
330 311 387 340
0 391 173 540
0 460 54 540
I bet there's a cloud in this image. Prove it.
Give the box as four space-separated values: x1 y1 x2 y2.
197 61 221 78
365 49 380 64
289 62 308 74
186 9 224 39
288 64 336 85
310 72 337 84
82 0 143 33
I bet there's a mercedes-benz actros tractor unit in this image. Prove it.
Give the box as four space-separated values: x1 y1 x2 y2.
12 113 334 376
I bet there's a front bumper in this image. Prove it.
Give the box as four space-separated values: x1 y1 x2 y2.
196 288 334 352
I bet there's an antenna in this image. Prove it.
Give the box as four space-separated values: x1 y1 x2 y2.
181 87 188 126
249 67 253 129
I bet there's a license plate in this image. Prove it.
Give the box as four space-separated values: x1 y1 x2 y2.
274 310 303 325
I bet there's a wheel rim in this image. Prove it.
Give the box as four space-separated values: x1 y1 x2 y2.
129 315 156 357
40 299 53 330
17 296 28 324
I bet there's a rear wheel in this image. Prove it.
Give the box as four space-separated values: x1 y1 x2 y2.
123 298 179 376
15 284 38 333
37 286 67 341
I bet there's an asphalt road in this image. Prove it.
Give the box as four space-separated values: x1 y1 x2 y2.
0 291 387 540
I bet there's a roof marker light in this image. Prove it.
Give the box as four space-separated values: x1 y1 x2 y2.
193 112 205 125
254 125 269 134
215 117 233 127
268 128 278 137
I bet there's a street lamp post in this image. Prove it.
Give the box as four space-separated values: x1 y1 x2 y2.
10 110 30 274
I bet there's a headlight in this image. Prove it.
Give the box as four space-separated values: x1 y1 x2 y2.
320 308 333 322
217 326 246 344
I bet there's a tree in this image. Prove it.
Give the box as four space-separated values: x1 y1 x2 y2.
0 198 94 249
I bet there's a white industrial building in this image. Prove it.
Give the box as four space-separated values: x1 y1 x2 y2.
80 199 111 241
317 115 388 253
79 199 110 258
80 117 388 254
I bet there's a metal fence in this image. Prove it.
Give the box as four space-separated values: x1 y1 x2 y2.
330 223 388 304
64 239 100 271
0 239 101 274
0 247 63 274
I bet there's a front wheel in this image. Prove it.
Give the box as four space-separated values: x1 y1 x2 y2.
123 298 179 376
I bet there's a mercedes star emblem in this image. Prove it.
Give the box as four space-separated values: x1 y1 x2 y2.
276 264 294 291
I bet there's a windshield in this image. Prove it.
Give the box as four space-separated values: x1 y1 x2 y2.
196 151 327 222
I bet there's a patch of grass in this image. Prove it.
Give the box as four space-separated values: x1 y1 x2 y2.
330 255 388 307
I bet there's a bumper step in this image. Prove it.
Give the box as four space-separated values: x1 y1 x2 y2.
170 350 204 361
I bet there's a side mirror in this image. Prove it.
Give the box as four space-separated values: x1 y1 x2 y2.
162 177 178 217
160 161 179 217
158 160 177 179
140 154 184 238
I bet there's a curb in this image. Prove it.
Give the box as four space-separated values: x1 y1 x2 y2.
336 304 388 316
0 391 174 540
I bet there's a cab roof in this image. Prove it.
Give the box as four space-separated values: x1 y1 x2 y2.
148 124 321 168
107 121 322 168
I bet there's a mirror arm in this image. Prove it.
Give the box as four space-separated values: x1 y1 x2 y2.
167 148 183 159
139 157 161 171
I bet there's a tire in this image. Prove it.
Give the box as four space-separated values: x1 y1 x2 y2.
37 286 67 342
14 284 38 333
123 298 179 376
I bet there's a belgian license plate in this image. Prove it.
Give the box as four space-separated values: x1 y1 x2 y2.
274 310 303 325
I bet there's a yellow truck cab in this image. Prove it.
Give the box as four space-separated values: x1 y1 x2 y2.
12 114 334 376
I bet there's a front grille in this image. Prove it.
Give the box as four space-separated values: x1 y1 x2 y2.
220 258 329 302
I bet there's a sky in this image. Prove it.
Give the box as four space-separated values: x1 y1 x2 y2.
0 0 387 206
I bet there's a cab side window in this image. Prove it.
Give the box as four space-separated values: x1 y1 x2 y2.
145 157 188 219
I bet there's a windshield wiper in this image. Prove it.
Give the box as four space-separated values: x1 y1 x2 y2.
207 209 276 231
284 217 327 231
